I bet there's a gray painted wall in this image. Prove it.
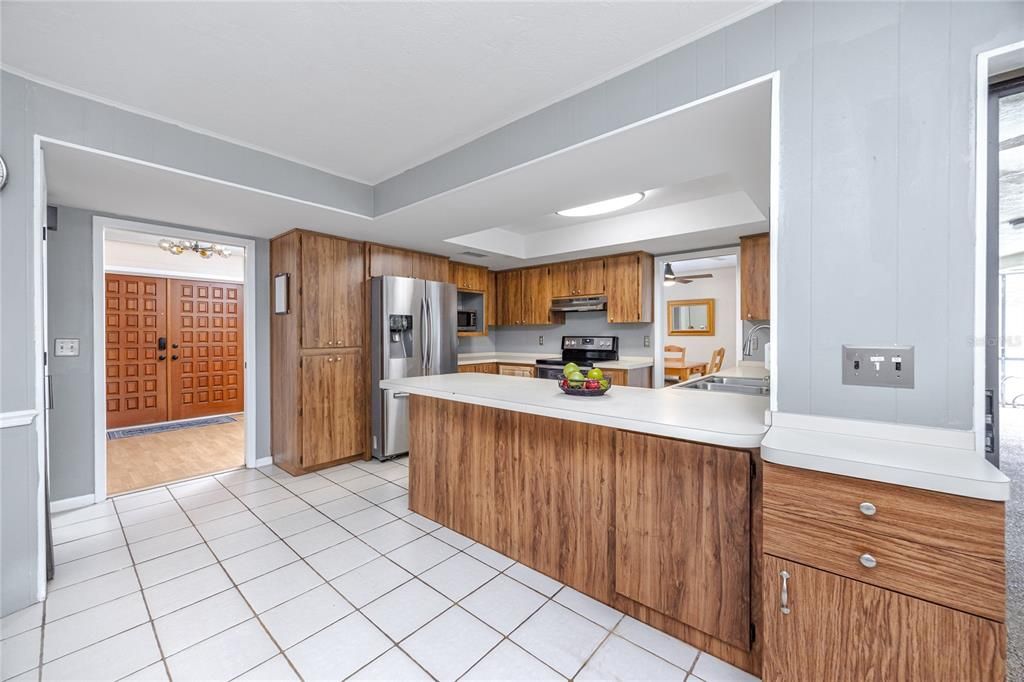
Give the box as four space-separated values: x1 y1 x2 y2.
4 0 1023 616
494 314 652 356
45 207 272 502
376 1 1024 430
0 71 356 615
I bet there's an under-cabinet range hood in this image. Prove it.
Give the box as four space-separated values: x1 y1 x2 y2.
550 296 607 312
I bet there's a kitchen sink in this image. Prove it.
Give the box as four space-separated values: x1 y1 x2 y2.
677 375 770 397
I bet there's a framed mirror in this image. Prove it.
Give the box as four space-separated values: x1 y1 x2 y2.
667 298 715 336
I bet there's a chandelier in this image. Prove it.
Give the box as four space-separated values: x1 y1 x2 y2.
158 239 232 259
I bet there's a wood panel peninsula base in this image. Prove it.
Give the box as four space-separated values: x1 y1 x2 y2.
407 395 764 675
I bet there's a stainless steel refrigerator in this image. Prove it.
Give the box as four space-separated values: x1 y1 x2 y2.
370 275 457 460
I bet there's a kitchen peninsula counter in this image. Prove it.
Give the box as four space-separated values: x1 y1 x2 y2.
392 372 769 675
381 372 768 448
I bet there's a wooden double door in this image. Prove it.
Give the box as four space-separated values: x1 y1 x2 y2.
105 274 244 429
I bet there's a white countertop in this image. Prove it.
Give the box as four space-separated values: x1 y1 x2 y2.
381 372 768 449
458 352 654 371
761 426 1010 501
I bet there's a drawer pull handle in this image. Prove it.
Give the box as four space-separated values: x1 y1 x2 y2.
859 553 878 569
779 570 791 614
859 501 877 516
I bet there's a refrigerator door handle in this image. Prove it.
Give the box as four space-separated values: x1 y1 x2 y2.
424 296 433 370
420 297 429 370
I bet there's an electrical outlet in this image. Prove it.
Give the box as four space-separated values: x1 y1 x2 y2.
842 345 914 388
54 338 80 357
643 335 650 348
538 335 544 346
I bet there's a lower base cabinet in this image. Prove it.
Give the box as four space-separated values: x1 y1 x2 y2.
763 555 1005 681
300 350 366 469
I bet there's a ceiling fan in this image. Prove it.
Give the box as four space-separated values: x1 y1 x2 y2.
663 264 714 285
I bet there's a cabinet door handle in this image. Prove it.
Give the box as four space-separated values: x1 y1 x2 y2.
859 501 877 516
779 570 791 614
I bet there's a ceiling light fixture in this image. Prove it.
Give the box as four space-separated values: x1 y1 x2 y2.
556 192 644 218
663 263 676 287
158 238 232 259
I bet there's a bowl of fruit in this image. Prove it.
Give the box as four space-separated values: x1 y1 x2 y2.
557 363 612 397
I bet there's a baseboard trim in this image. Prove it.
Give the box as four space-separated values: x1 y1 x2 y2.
255 456 273 468
50 494 98 513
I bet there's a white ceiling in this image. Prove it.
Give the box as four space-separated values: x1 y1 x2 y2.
668 254 737 276
2 0 771 183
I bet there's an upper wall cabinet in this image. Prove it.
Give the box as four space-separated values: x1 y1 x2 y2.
606 253 654 323
367 243 449 282
551 258 606 298
450 261 488 292
740 233 770 321
486 270 497 327
300 232 366 349
497 267 564 326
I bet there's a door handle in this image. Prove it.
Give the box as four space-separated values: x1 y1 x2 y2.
393 392 410 398
46 375 54 410
420 298 428 370
425 297 433 371
158 337 167 351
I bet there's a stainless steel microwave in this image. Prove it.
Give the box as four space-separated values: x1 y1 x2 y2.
457 310 477 331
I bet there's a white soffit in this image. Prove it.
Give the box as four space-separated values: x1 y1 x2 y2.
43 78 771 269
3 0 773 183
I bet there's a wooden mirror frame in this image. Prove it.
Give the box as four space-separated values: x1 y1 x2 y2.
667 298 715 336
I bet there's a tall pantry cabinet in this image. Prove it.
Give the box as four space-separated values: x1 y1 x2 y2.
271 230 367 474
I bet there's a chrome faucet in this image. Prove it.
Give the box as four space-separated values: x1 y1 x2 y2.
742 323 770 357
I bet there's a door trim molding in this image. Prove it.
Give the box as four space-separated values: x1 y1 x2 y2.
92 216 258 503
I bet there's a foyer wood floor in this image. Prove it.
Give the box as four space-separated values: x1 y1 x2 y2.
107 416 245 495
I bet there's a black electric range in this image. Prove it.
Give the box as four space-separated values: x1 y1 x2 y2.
535 336 619 380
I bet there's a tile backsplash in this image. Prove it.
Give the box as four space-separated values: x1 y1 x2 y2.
457 311 652 356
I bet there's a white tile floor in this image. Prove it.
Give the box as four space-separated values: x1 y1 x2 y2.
1 457 760 682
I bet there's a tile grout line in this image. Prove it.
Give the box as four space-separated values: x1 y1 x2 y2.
45 460 720 682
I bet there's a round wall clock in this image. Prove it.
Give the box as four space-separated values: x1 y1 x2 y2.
0 154 7 190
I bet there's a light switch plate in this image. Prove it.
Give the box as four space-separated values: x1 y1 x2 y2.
538 335 544 346
842 345 914 389
54 338 80 357
644 335 650 348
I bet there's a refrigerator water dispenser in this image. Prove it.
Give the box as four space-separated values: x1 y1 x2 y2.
389 314 414 358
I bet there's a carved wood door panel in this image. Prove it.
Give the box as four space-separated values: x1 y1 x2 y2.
104 274 168 428
167 278 245 420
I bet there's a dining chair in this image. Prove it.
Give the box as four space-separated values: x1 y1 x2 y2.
709 346 726 374
663 345 686 384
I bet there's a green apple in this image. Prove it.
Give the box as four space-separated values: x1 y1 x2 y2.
586 367 604 380
563 362 580 376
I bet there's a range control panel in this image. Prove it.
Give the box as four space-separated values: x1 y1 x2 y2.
563 336 616 350
842 345 914 389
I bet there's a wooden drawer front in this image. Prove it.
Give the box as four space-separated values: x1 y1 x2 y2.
764 508 1004 622
763 463 1004 561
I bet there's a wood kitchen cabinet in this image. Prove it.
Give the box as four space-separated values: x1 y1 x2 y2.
605 253 653 323
300 232 365 349
271 229 368 475
762 556 1004 681
497 267 563 326
551 258 605 298
761 463 1006 681
497 363 534 377
449 261 488 292
367 243 449 282
615 432 752 650
486 270 497 327
300 350 365 468
458 362 498 374
740 233 770 321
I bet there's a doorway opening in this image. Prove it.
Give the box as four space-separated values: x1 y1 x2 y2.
100 227 247 494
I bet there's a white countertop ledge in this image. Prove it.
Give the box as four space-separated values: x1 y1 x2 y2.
380 373 768 449
761 426 1010 501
